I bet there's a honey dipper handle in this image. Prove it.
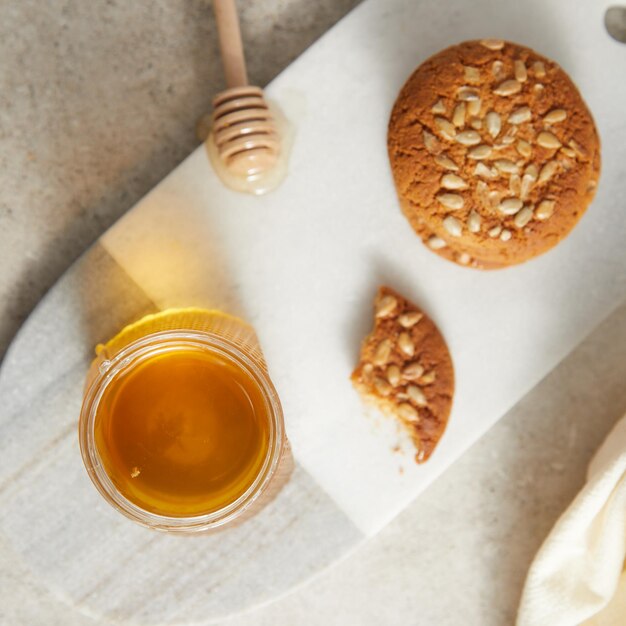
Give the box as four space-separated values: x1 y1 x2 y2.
213 0 248 88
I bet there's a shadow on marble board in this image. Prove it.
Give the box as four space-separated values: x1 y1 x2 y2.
74 245 158 354
478 301 626 619
0 242 157 533
0 243 156 417
0 441 361 625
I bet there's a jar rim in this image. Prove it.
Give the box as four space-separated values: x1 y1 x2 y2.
78 329 285 532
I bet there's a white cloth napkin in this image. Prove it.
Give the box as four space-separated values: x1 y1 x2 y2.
517 413 626 626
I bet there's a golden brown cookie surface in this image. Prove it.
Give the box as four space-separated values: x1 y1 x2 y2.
351 286 454 463
388 39 601 269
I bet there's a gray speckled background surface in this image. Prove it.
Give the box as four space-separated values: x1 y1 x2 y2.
1 2 625 625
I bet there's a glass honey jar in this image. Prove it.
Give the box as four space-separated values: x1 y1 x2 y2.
79 308 288 532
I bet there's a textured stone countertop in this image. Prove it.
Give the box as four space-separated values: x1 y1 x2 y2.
1 2 625 624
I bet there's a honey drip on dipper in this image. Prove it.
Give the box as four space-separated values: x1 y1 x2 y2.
198 0 291 195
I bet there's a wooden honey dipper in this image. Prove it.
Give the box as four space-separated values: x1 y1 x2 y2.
207 0 280 181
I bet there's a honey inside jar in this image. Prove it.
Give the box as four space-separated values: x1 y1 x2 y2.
94 346 270 517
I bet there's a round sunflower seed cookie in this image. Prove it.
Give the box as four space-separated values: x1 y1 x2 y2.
388 39 601 269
